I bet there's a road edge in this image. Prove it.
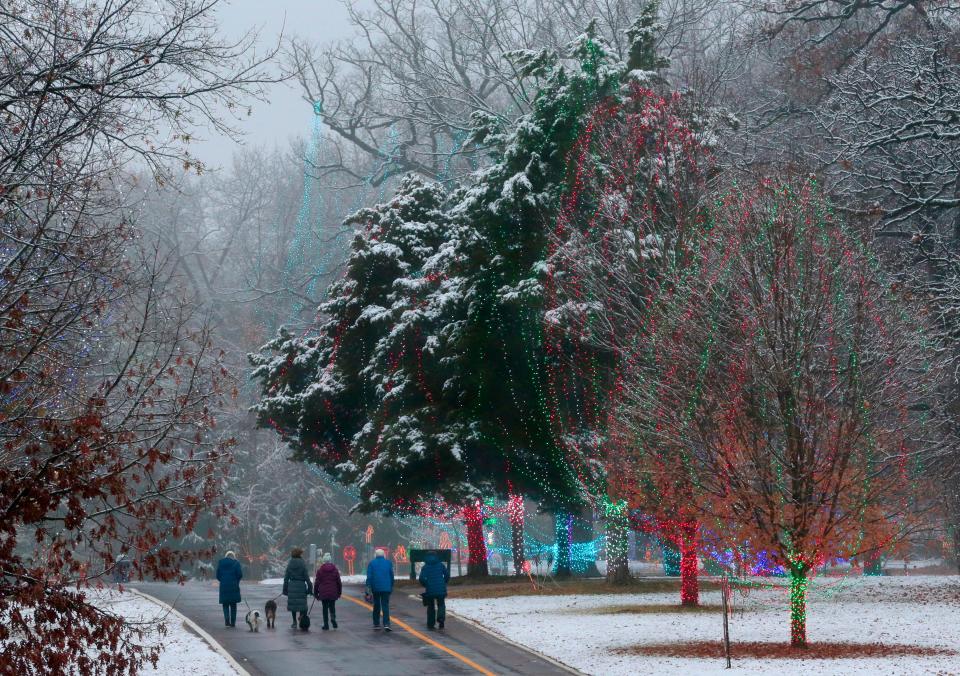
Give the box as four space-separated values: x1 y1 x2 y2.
418 596 583 675
129 586 251 676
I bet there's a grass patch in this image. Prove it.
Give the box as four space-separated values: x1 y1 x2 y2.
445 576 720 599
616 641 957 659
573 603 725 615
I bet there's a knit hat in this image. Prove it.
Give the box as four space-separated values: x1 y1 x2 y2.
322 553 332 563
375 548 385 558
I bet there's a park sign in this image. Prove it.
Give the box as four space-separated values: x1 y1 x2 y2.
409 548 452 580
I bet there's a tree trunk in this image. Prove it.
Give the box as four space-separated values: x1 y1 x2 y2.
463 503 488 577
553 510 572 577
662 541 681 576
679 522 699 606
954 523 960 576
948 479 960 574
789 568 808 647
572 507 601 577
508 494 525 576
604 500 631 584
863 549 883 576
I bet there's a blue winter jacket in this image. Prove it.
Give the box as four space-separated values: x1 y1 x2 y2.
215 557 243 604
366 556 394 593
418 554 450 598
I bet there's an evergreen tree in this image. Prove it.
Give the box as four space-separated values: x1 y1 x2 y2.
250 176 466 504
251 5 675 578
429 21 633 575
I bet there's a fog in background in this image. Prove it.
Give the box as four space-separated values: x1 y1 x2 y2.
199 0 360 168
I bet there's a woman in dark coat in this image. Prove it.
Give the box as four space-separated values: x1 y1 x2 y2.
418 552 450 630
283 547 313 629
215 550 243 627
313 553 343 630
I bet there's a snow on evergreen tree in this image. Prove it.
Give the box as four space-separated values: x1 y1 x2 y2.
251 4 679 577
250 176 459 502
437 20 627 516
409 17 667 575
543 0 727 584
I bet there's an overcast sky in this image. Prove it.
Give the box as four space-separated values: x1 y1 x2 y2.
197 0 362 169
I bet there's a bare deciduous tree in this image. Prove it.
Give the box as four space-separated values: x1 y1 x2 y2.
0 0 274 671
616 178 939 647
286 0 728 185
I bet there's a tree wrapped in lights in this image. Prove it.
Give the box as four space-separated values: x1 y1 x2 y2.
538 0 699 584
417 16 649 571
252 5 674 578
545 65 714 591
507 494 526 575
617 177 937 646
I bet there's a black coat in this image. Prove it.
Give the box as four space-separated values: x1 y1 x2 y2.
283 557 312 613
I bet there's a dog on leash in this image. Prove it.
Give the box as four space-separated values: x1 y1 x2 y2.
264 599 277 629
245 610 261 632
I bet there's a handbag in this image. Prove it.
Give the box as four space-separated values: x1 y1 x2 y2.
420 592 429 607
300 598 315 630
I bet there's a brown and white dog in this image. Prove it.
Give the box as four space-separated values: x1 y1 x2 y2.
264 599 277 629
245 609 261 632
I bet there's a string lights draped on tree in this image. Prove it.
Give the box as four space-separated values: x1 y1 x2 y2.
614 178 938 645
545 68 714 592
251 8 670 574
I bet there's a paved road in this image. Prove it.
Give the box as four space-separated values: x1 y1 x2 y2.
135 581 571 676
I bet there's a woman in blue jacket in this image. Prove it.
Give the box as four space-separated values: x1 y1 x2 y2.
418 552 450 630
215 551 243 627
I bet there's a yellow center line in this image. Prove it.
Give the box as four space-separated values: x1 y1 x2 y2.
341 593 496 676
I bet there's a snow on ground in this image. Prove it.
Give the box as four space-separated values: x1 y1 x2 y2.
262 567 469 586
88 589 238 675
595 560 667 576
447 575 960 675
261 575 367 585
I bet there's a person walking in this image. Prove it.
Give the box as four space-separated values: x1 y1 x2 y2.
313 553 342 630
215 551 243 628
283 547 313 629
418 552 450 630
365 548 394 631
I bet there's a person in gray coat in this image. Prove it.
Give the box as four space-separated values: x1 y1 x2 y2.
282 547 313 629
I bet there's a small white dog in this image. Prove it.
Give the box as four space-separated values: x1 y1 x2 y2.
245 610 261 632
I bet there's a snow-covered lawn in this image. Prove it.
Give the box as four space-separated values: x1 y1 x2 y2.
261 575 367 585
447 575 960 675
89 589 239 675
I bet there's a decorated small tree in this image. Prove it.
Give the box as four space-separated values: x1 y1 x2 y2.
618 177 936 645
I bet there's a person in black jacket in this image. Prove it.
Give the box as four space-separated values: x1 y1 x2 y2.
283 548 313 629
418 552 450 630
